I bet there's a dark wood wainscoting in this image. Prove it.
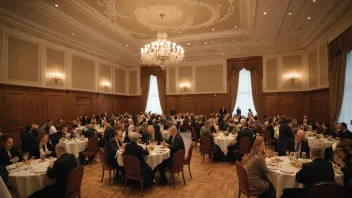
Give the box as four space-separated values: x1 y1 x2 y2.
263 88 330 124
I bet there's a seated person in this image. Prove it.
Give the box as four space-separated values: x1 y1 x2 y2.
284 130 310 158
247 139 275 198
84 123 97 140
337 122 352 140
200 120 225 161
50 126 64 147
333 139 352 197
105 130 125 170
29 143 77 198
232 119 254 151
0 135 23 166
21 125 38 153
315 121 324 134
322 122 336 137
124 132 154 187
282 147 334 198
227 119 236 133
180 115 192 132
141 125 162 145
30 134 55 159
159 126 185 185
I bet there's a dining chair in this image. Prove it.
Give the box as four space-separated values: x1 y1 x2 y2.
233 137 251 161
183 143 195 179
263 129 276 148
66 166 84 198
310 182 344 198
235 161 262 198
98 147 115 186
165 149 186 189
79 137 98 167
191 127 200 148
200 136 216 164
123 155 147 197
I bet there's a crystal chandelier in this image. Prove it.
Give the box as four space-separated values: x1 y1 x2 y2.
140 14 185 70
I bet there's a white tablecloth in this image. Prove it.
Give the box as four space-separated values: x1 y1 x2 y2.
161 131 170 140
63 139 88 158
8 159 54 198
214 134 235 155
116 145 170 170
265 156 344 197
0 177 11 198
307 137 339 149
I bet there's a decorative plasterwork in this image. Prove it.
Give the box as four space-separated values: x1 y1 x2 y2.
0 10 131 66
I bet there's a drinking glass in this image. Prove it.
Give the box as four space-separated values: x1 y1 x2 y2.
286 150 290 158
23 152 29 164
302 152 306 159
273 152 278 158
290 152 294 161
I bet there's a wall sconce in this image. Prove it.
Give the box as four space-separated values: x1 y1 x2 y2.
287 73 300 84
102 82 111 89
50 71 63 83
180 83 191 91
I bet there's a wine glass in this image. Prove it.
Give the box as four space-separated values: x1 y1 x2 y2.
302 152 306 159
23 152 29 164
286 150 290 158
290 152 294 161
273 152 278 158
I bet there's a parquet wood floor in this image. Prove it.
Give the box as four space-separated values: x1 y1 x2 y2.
80 144 263 198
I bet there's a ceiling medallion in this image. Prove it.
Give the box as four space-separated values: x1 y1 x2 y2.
141 13 185 70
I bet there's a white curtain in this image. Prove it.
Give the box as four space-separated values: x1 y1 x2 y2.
145 75 163 114
232 68 257 116
338 51 352 131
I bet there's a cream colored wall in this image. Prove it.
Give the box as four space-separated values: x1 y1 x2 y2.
0 27 135 95
166 59 227 95
129 70 137 94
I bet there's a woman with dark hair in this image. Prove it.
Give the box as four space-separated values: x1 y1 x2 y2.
334 139 352 197
322 123 336 137
30 133 55 159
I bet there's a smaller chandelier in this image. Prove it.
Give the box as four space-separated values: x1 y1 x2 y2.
140 13 184 70
50 71 63 83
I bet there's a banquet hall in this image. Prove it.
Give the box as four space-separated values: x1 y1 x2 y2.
0 0 352 198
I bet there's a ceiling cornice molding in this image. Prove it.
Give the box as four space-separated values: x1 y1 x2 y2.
0 10 135 67
67 0 139 46
25 0 137 55
299 0 351 49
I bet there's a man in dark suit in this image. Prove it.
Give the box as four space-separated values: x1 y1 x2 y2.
141 125 162 145
284 129 310 158
231 119 254 150
0 135 23 166
219 106 227 116
105 130 124 171
21 125 38 153
103 122 115 143
236 107 241 117
282 147 335 198
84 123 97 140
315 121 324 134
44 120 52 134
337 122 352 140
170 108 176 116
124 132 154 187
278 118 294 155
29 142 77 198
159 126 185 185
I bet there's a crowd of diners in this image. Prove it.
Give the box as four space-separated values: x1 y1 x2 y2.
0 109 351 198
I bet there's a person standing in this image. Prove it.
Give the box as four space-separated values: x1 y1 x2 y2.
219 106 227 116
170 108 176 116
236 107 241 117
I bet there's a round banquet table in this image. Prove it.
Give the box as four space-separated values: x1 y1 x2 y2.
307 137 339 149
116 145 170 170
63 139 88 158
265 156 344 197
0 177 11 198
8 159 55 198
214 133 236 155
161 131 170 140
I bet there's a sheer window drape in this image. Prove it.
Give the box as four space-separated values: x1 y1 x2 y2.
145 75 163 114
338 51 352 131
232 69 257 116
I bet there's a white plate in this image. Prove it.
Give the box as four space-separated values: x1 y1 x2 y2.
280 167 296 174
7 164 16 170
34 167 47 173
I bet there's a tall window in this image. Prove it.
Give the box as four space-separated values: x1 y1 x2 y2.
232 68 257 116
338 51 352 131
145 75 163 114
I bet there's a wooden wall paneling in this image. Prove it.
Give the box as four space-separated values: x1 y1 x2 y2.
0 91 5 131
263 96 280 116
26 93 41 125
41 92 67 125
176 95 194 113
165 96 177 115
7 92 25 132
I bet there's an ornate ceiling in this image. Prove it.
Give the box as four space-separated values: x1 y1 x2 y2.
0 0 351 66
